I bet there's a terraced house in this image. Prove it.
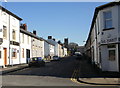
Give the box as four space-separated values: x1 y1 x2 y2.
0 5 67 68
0 6 22 67
85 1 120 72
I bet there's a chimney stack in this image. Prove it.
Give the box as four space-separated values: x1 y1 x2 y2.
23 24 27 31
64 38 68 48
33 30 36 35
20 23 27 31
48 36 52 39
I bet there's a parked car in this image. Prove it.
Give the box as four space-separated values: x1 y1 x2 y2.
52 56 60 61
28 57 45 67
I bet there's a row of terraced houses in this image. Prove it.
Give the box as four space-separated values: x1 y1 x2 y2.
85 1 120 72
0 6 68 67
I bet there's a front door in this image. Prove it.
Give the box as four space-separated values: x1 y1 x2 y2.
3 48 7 65
26 49 30 63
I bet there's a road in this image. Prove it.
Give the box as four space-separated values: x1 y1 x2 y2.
2 56 119 88
2 56 82 86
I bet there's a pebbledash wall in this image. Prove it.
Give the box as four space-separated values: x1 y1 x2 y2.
0 6 22 67
85 2 120 72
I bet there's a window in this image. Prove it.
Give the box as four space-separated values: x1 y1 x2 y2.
12 30 16 40
3 26 7 39
22 34 24 43
12 48 17 58
27 35 29 44
97 18 100 34
103 11 112 29
108 50 116 61
2 12 7 22
22 48 24 58
0 51 1 59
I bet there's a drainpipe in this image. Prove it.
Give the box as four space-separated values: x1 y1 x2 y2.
9 14 11 66
19 25 21 64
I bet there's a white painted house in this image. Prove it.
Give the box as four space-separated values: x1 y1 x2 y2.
20 24 32 64
41 39 54 59
47 36 67 57
31 30 43 58
47 36 60 57
85 2 120 72
0 6 22 67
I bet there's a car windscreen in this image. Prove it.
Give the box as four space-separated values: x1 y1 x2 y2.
31 57 38 61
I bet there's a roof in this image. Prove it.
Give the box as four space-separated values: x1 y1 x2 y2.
85 1 120 46
20 29 55 46
45 40 55 46
20 29 43 41
0 6 22 21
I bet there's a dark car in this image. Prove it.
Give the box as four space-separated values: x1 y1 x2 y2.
52 56 60 61
28 57 45 67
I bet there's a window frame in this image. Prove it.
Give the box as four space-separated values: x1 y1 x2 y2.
108 49 116 61
12 29 16 41
107 44 116 61
27 35 29 44
3 26 7 39
103 11 113 29
12 48 17 59
22 34 24 43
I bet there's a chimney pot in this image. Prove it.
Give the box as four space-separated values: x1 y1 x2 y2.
48 36 52 39
33 30 36 35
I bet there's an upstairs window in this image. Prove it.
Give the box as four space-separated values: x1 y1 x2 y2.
12 30 16 40
3 26 7 39
22 34 24 43
103 11 112 29
27 35 29 44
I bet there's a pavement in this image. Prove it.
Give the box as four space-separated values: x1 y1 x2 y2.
77 58 120 85
0 64 28 75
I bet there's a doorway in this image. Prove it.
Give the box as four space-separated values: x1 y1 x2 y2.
26 49 30 64
3 48 7 65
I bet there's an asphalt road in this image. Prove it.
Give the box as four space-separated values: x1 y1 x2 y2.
2 56 82 86
2 56 119 88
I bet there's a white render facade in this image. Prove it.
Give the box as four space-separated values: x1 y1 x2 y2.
47 38 67 57
20 28 32 64
0 6 22 67
31 36 43 58
85 2 120 72
42 40 55 59
0 6 67 67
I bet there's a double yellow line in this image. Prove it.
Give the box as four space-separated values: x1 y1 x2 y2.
70 69 80 84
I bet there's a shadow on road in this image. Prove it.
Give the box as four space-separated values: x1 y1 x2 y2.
5 56 80 79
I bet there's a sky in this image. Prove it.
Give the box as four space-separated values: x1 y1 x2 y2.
2 2 108 46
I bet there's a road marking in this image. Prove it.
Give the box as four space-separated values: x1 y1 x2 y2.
70 68 119 86
71 69 81 84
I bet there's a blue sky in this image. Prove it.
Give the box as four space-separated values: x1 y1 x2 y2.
2 2 107 45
